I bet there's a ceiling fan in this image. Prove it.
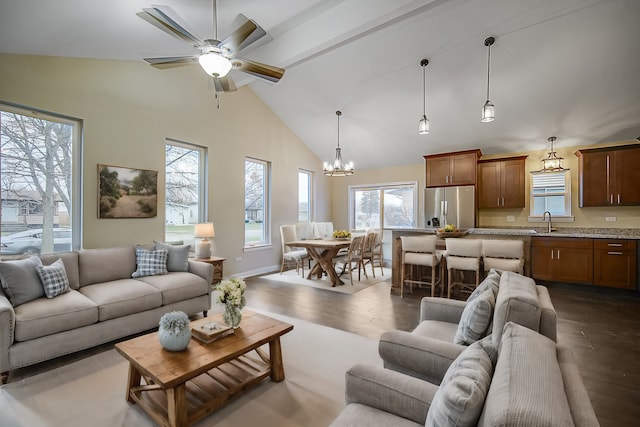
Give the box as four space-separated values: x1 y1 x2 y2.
137 0 285 92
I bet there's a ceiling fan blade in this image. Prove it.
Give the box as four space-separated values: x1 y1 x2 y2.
219 14 266 54
137 6 202 46
233 58 285 83
213 76 237 93
143 56 199 68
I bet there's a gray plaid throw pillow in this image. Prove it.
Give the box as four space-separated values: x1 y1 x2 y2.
132 247 168 278
36 258 70 298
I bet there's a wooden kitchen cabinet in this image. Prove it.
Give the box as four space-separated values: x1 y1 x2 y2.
424 149 481 187
478 156 527 208
576 144 640 207
531 237 593 284
594 239 637 289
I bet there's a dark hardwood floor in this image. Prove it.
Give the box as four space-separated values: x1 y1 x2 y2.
246 274 640 427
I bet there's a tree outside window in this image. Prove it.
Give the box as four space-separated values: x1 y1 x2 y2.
245 158 270 246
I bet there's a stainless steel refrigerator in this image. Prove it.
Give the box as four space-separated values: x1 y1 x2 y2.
424 186 476 229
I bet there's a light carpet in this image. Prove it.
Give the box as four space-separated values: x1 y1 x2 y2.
0 310 381 427
261 266 391 294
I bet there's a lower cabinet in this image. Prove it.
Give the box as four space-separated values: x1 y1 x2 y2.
594 239 637 289
531 237 594 284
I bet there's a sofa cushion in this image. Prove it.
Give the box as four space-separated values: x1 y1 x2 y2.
14 289 98 341
491 271 541 346
426 340 494 427
40 252 80 290
479 322 574 427
78 279 162 321
467 269 500 302
137 271 209 305
36 258 71 298
78 246 136 286
331 403 423 427
454 288 495 345
413 320 459 343
132 247 168 278
0 256 44 307
153 241 190 272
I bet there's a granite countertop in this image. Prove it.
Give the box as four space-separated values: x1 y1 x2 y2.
387 227 640 239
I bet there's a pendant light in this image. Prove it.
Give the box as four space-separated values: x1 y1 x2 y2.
481 36 495 123
541 136 565 172
418 59 430 134
323 111 354 177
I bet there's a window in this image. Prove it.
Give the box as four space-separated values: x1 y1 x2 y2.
298 170 312 221
529 170 572 218
0 103 82 256
245 158 270 247
350 182 418 230
164 140 207 244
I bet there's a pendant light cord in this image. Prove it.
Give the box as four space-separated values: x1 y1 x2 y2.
212 0 218 40
486 42 491 100
423 64 426 115
336 111 341 149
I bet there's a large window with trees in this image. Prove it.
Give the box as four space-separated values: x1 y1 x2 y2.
245 158 270 248
0 103 82 256
165 140 207 244
350 182 417 230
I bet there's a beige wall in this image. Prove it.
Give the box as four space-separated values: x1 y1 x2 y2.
0 54 331 276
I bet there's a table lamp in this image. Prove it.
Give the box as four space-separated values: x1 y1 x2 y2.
194 222 215 259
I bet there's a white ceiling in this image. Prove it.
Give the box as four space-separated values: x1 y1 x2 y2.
1 0 639 169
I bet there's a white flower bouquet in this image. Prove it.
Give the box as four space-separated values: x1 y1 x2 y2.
216 277 247 308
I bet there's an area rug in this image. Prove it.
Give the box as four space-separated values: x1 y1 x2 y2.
0 310 381 427
261 266 391 294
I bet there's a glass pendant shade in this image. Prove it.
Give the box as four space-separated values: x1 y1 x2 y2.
541 136 564 172
323 111 354 176
198 53 232 77
418 115 430 134
481 101 495 123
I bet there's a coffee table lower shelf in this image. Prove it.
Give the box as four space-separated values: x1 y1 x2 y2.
128 348 271 427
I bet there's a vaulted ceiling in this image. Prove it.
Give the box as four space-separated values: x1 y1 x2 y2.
1 0 639 169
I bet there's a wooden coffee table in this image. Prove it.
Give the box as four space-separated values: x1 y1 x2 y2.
114 310 293 427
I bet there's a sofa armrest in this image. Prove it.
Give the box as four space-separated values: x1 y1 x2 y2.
0 293 16 374
379 330 465 384
557 346 600 427
419 297 466 323
536 285 557 342
344 364 438 425
188 260 214 287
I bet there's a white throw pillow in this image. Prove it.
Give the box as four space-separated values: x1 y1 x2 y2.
454 288 496 345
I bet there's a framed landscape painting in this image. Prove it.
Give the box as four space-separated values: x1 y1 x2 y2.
98 164 158 218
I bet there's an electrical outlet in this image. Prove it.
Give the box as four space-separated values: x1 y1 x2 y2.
235 256 242 262
506 215 515 222
605 216 617 222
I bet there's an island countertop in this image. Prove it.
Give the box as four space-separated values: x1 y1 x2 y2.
387 227 640 240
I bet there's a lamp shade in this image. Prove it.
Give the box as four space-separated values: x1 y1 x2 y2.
194 223 215 239
198 53 232 78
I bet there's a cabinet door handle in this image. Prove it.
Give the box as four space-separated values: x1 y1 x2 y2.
610 194 613 204
557 250 560 259
607 243 623 247
446 175 449 184
618 194 621 204
608 251 623 255
497 198 500 206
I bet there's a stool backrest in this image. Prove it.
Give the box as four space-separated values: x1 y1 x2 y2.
445 238 482 257
401 235 437 253
482 239 524 258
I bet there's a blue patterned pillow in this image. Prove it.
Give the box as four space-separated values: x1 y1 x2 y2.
36 258 70 298
132 247 168 278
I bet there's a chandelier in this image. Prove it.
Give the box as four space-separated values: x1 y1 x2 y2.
323 111 354 176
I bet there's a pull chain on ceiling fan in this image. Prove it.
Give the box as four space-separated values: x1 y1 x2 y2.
137 0 285 93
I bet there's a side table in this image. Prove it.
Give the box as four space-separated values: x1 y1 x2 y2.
192 256 225 284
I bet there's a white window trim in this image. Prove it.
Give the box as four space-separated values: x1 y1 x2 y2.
244 157 271 249
528 169 574 222
348 181 418 231
165 138 208 224
298 169 313 222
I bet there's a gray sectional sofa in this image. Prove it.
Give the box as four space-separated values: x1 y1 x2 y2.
0 245 213 383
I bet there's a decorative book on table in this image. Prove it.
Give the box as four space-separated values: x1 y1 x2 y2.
190 318 234 343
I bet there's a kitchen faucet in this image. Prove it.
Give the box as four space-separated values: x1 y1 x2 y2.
543 211 552 233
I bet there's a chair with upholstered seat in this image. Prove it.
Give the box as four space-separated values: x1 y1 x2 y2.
279 225 309 276
482 239 524 275
334 235 367 284
400 235 442 298
312 222 334 239
444 238 482 298
368 229 384 277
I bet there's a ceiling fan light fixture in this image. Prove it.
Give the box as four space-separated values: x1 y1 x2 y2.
418 59 430 135
198 53 232 78
481 36 495 123
323 111 354 177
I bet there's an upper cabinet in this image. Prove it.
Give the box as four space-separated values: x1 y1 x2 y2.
424 149 481 187
575 144 640 207
478 156 527 208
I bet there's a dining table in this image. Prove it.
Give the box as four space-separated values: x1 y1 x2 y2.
287 239 351 287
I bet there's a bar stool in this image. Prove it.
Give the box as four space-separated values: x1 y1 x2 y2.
444 238 482 298
400 235 442 298
482 239 524 275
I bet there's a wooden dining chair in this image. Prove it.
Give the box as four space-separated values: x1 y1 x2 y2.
334 235 367 284
279 225 309 276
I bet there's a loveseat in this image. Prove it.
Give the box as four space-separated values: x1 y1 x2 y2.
0 243 213 383
330 322 599 426
379 270 557 383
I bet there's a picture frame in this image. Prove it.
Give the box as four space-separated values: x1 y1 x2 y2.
98 164 158 218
